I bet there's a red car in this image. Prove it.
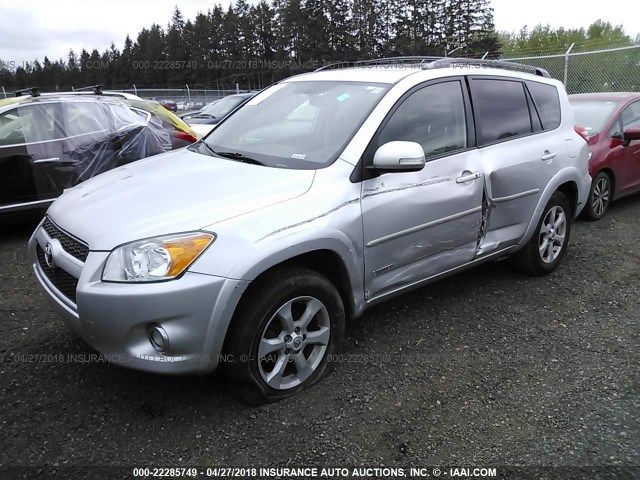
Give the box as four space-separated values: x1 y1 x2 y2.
159 99 177 112
570 93 640 220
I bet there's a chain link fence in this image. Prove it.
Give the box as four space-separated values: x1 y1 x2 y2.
2 45 638 103
501 44 640 94
106 86 253 110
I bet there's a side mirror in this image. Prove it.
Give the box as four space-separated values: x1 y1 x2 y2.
372 141 426 172
623 127 640 146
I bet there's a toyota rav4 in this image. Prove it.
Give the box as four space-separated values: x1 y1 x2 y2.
29 58 591 403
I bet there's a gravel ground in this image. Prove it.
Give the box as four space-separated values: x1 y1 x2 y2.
0 199 638 475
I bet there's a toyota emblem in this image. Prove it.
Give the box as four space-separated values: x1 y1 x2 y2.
44 243 54 268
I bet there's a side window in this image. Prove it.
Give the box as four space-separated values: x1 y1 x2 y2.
0 108 24 146
377 81 467 158
470 79 532 145
9 103 66 144
526 81 561 130
63 102 111 137
621 101 640 130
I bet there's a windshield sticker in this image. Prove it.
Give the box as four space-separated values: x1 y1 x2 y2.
370 87 384 94
291 153 307 160
336 93 351 102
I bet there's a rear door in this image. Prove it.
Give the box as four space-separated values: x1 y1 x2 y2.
470 77 562 253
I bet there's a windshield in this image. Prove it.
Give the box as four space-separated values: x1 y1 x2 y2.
201 96 247 118
570 99 620 134
202 81 390 169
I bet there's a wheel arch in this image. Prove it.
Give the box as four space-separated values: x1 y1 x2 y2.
227 231 366 320
240 249 359 321
557 180 578 217
518 168 584 248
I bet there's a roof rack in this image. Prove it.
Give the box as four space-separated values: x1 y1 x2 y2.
14 87 40 97
315 56 443 72
314 56 550 78
72 84 104 94
423 58 551 78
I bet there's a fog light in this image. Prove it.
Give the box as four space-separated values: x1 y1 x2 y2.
149 325 169 353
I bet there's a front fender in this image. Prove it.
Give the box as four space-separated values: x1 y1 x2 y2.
228 229 366 317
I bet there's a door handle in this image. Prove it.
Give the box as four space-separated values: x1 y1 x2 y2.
456 171 483 183
541 151 557 161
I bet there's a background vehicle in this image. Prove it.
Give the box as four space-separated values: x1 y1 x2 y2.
0 93 195 214
29 58 590 404
40 88 198 148
125 98 198 147
570 93 640 220
181 93 255 136
159 99 177 112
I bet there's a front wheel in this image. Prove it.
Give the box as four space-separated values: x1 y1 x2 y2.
222 266 345 404
583 171 612 221
511 191 572 277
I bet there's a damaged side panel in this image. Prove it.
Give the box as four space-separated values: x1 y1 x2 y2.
475 133 562 254
362 149 485 300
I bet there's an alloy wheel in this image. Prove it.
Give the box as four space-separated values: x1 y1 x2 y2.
591 176 610 217
539 206 567 264
257 296 330 390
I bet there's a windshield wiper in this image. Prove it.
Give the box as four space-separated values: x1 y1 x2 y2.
194 141 217 156
213 150 264 166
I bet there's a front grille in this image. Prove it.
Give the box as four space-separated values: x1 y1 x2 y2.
42 217 89 262
36 245 78 304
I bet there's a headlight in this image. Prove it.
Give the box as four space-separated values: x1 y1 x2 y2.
102 232 215 282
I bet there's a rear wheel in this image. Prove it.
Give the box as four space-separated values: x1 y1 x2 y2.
222 266 345 404
511 191 572 276
583 171 612 221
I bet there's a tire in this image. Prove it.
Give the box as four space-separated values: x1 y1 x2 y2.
511 191 572 277
222 266 345 404
582 171 612 221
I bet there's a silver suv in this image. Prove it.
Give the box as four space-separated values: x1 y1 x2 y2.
29 58 591 403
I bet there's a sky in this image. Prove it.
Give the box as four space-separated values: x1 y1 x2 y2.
0 0 639 67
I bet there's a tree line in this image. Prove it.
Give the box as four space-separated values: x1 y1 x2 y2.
0 1 636 92
0 0 497 90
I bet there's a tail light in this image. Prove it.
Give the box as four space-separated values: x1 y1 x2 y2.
574 125 590 142
175 131 197 143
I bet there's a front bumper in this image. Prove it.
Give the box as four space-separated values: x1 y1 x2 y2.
29 218 248 374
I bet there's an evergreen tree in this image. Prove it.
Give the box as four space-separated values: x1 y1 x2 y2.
0 0 514 89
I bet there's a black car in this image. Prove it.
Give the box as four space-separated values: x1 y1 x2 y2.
0 94 187 213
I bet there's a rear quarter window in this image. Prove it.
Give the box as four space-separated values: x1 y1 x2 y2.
526 81 561 130
470 78 532 146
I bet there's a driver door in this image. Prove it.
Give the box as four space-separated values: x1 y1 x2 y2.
618 100 640 192
361 79 484 300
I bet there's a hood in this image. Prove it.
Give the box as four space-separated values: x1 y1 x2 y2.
48 148 315 250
